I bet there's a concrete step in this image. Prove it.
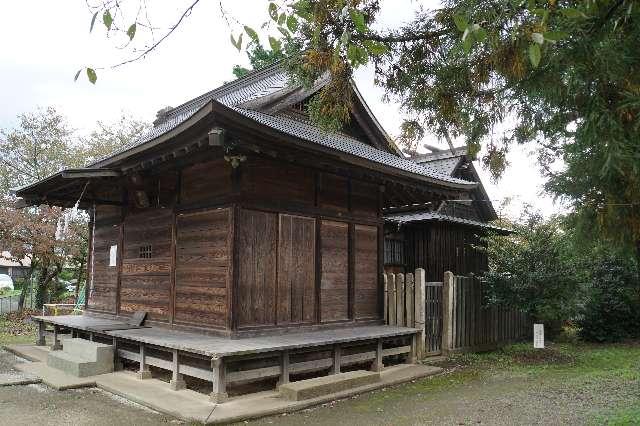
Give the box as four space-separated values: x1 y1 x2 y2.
279 370 380 401
47 350 113 378
61 338 113 363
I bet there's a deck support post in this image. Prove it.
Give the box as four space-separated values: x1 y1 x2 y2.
112 337 123 371
36 321 46 346
89 332 94 342
170 349 186 391
137 343 152 379
51 325 62 351
277 350 290 388
331 345 341 374
407 334 417 364
370 338 383 372
210 356 228 403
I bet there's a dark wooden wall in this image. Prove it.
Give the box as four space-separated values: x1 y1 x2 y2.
86 150 385 334
403 222 488 282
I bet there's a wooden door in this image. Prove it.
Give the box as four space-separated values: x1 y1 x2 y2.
174 209 231 328
320 220 349 322
236 209 278 327
277 214 316 325
353 224 379 319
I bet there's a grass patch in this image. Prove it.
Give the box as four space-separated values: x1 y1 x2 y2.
0 310 37 345
593 406 640 425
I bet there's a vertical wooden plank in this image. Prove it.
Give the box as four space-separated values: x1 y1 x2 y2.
442 271 455 353
405 273 415 328
331 345 342 374
320 221 349 322
414 268 426 359
137 343 151 379
278 350 290 386
169 210 177 324
348 223 355 320
170 349 185 390
354 224 378 319
315 218 322 324
395 273 405 326
371 338 383 372
387 273 396 325
383 274 388 323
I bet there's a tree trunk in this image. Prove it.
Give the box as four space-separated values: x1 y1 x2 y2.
74 257 85 303
17 269 32 311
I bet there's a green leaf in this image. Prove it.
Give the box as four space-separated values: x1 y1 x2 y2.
349 9 367 33
74 69 82 82
475 27 487 42
286 14 298 32
89 11 99 32
126 23 137 41
277 26 290 38
544 31 568 41
268 2 278 21
363 40 389 56
291 0 312 20
462 33 473 53
453 14 468 32
86 68 97 84
529 43 541 68
561 8 586 19
268 36 282 52
278 13 286 26
230 33 243 51
244 26 259 43
347 44 368 66
102 10 113 30
531 32 544 45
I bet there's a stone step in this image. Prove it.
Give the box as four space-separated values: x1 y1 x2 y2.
279 370 381 401
47 350 113 378
61 338 113 363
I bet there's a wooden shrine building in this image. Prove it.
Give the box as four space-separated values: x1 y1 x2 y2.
383 146 507 281
15 64 481 401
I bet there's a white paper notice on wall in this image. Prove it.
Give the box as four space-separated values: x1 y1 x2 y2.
109 245 118 267
534 323 545 349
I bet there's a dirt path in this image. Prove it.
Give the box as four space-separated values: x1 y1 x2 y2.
243 345 640 426
0 349 181 426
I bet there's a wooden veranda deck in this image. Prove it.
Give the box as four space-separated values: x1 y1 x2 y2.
33 314 418 403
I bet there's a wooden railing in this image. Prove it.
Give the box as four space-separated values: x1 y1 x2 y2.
385 269 531 358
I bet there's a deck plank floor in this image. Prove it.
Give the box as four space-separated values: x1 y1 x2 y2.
33 315 417 358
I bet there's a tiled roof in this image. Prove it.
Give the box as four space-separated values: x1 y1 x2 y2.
89 64 475 187
384 211 510 232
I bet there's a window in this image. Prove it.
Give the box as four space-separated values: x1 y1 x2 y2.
139 244 153 259
384 238 404 266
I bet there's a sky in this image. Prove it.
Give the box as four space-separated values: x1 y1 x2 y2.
0 0 565 219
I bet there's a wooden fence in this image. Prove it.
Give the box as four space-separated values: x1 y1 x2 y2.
385 269 531 357
442 272 531 353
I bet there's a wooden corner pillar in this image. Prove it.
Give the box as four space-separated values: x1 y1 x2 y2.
210 356 228 403
370 338 384 372
414 268 426 359
442 271 456 354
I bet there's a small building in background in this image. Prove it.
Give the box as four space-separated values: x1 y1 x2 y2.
0 251 32 280
383 146 508 281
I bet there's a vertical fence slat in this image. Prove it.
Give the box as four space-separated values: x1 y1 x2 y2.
414 269 426 358
405 273 414 328
395 273 405 327
387 273 396 326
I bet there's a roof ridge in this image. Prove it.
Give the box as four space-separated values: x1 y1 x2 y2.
161 61 286 121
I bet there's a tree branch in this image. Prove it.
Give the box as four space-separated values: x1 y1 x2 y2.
110 0 202 69
353 28 450 44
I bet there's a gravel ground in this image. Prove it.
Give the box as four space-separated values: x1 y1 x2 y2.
0 349 181 426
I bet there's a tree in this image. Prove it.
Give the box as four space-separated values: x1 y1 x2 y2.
0 108 147 309
232 43 287 78
482 211 584 335
77 1 640 263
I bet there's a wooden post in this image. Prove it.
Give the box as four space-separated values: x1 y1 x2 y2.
137 343 152 379
387 273 396 326
89 332 94 342
414 268 426 359
51 325 62 351
36 321 46 346
112 337 122 371
331 345 341 374
405 273 415 327
371 338 383 372
210 356 228 403
407 333 417 364
442 271 455 353
395 273 405 326
383 274 388 324
277 350 290 387
170 349 186 390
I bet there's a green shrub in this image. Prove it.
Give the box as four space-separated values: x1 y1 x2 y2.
579 253 640 342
